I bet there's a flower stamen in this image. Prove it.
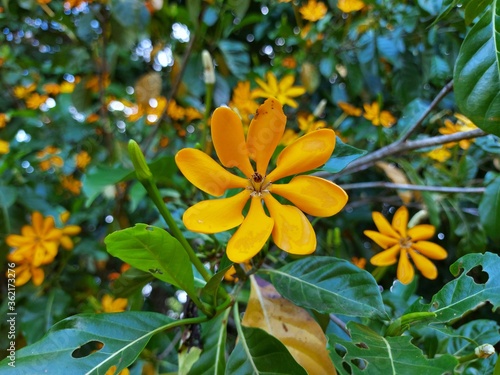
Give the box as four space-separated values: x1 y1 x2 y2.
247 172 272 197
399 236 413 249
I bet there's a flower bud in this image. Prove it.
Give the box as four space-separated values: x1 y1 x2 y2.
313 99 327 118
475 344 495 359
128 140 153 182
202 50 215 85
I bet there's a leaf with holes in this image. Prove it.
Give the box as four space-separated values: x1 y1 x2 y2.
225 326 307 375
0 312 174 374
105 224 196 296
406 252 500 323
267 257 387 319
327 322 458 375
454 2 500 137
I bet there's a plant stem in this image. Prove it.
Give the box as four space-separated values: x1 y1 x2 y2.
201 82 214 153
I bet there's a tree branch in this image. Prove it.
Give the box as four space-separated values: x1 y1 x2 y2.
342 181 485 193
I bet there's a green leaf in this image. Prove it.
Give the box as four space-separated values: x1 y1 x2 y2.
267 257 387 319
418 0 443 15
111 267 155 298
105 224 196 296
407 252 500 323
0 312 173 374
454 2 500 137
217 40 250 79
200 264 233 306
327 322 458 375
479 176 500 242
225 326 307 375
447 319 500 355
465 0 491 24
110 0 150 29
82 166 133 207
189 309 230 375
0 185 17 209
320 138 367 174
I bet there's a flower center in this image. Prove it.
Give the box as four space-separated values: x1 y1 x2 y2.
399 236 413 249
247 172 272 197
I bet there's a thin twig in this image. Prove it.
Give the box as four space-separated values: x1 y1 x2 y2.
329 314 350 338
342 181 485 193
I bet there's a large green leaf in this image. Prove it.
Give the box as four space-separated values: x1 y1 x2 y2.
82 166 133 207
320 138 367 174
217 40 250 80
225 326 307 375
0 312 173 374
407 252 500 322
478 175 500 242
266 257 387 319
328 322 458 375
454 2 500 137
105 224 196 296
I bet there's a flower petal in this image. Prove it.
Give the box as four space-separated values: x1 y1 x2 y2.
407 224 435 241
372 212 400 238
227 197 274 263
183 190 250 234
397 249 414 284
211 106 254 177
370 244 400 266
364 230 398 249
6 234 32 247
62 225 82 236
31 267 45 286
267 129 336 182
32 211 44 236
409 250 438 280
263 194 316 255
246 98 287 175
271 175 348 217
175 148 247 196
411 241 448 260
392 206 408 238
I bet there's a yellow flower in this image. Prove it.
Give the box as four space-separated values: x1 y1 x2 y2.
230 81 260 126
298 113 327 134
101 295 128 313
75 150 91 170
25 93 48 109
167 99 185 121
175 98 348 263
60 80 76 93
438 116 477 150
59 212 82 250
365 206 447 284
426 147 451 162
299 0 328 22
351 256 366 269
0 139 9 154
363 102 396 127
280 129 299 146
105 366 130 375
185 107 203 122
0 113 9 128
43 83 61 96
338 101 362 117
337 0 365 13
13 83 36 99
61 175 83 195
6 212 63 267
252 72 306 108
10 262 45 286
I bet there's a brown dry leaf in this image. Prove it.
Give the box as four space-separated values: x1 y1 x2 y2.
375 161 413 203
242 276 337 375
135 72 162 106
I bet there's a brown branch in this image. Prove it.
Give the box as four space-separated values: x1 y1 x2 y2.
342 181 485 193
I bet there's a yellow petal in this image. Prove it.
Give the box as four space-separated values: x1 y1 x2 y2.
267 129 335 182
175 148 247 196
60 236 74 250
284 86 306 98
263 194 316 255
31 267 45 286
183 190 250 234
33 242 58 266
271 175 348 217
372 212 400 238
211 106 254 177
6 234 32 247
409 250 438 280
246 98 287 175
279 75 295 90
407 224 435 241
364 230 398 249
397 249 414 284
392 206 408 238
370 244 400 266
32 211 44 236
62 225 82 236
411 241 448 260
14 265 32 287
42 215 56 236
227 197 274 263
267 72 279 92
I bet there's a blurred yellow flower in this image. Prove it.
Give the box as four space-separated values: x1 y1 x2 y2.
280 129 299 146
60 80 76 93
0 139 9 154
0 113 9 128
230 81 260 125
299 0 328 22
13 83 36 99
11 262 45 286
59 212 82 250
105 365 130 375
439 115 477 150
363 102 396 127
298 113 326 134
338 101 362 117
43 83 61 96
37 147 64 171
85 74 111 93
175 98 348 262
75 150 92 170
166 99 185 121
101 295 128 313
252 72 306 108
282 56 297 69
351 256 366 269
365 206 447 284
337 0 365 12
426 147 451 162
25 93 49 109
61 175 83 195
184 107 203 122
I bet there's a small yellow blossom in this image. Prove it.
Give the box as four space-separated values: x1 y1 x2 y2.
86 113 100 123
101 295 128 313
298 113 327 134
60 80 76 93
351 256 366 269
363 102 396 127
37 146 64 171
61 175 83 195
337 0 365 13
43 83 61 96
166 99 185 121
439 115 477 150
229 81 260 126
0 113 9 128
0 139 9 154
105 366 130 375
13 83 36 99
426 147 451 162
184 107 203 122
175 98 348 262
59 212 82 250
12 262 46 286
338 101 362 117
252 72 306 108
282 56 297 69
75 150 92 170
25 93 49 110
299 0 328 22
365 206 447 284
85 74 110 93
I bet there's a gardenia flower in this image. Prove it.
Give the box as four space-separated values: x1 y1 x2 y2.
337 0 365 13
364 206 448 284
176 98 348 263
438 115 477 150
251 72 306 108
299 0 328 22
363 102 396 128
